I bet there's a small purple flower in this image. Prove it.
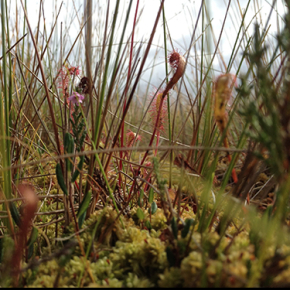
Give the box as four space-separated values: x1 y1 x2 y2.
68 92 85 106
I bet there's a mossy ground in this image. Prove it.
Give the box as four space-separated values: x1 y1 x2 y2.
7 163 289 288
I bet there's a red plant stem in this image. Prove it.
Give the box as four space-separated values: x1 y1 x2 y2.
74 180 80 191
144 170 152 192
119 0 140 187
127 96 165 200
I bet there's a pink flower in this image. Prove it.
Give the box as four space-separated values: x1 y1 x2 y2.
149 89 167 133
126 130 141 147
68 92 85 106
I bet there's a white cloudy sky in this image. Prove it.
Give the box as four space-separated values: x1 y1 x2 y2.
5 0 287 92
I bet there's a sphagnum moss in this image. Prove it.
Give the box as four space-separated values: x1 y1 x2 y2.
10 205 290 287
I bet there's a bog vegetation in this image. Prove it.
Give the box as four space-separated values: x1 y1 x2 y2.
1 0 290 287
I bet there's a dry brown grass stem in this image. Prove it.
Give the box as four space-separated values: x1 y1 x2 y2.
1 145 248 173
0 194 78 204
0 33 27 61
84 0 93 79
20 0 61 156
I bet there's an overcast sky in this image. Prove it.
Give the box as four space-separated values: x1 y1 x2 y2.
5 0 287 94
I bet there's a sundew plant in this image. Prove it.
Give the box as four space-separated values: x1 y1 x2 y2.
1 0 290 287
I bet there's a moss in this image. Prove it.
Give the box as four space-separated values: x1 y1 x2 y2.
180 251 203 287
8 185 290 288
25 260 70 288
124 272 154 288
273 267 290 285
187 232 202 251
229 231 250 252
131 206 167 231
206 259 223 286
158 267 183 288
98 278 123 287
150 208 167 231
109 227 167 283
64 256 89 286
90 258 113 281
